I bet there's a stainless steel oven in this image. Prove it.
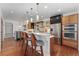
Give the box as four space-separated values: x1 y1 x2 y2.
63 24 77 31
63 24 77 40
63 31 77 40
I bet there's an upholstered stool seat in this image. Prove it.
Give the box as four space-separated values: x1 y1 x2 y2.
36 40 44 46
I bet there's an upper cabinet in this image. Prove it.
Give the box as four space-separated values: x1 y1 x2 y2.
62 16 69 24
69 14 78 24
62 14 78 25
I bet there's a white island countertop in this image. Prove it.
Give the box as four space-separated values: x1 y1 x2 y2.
33 32 50 36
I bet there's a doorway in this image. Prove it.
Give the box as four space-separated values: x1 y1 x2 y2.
2 22 14 51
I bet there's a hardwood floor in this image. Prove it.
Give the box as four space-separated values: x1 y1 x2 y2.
50 38 79 56
0 38 79 56
0 38 23 56
0 38 41 56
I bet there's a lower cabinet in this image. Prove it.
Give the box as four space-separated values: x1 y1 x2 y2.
62 39 77 49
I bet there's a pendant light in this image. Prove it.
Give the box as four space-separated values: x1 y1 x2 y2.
30 8 33 22
26 11 29 24
36 3 39 21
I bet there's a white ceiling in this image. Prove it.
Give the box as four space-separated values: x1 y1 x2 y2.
0 3 79 21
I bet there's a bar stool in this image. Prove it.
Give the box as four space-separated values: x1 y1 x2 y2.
23 32 29 55
17 31 24 47
21 32 32 55
20 32 29 55
20 32 25 46
31 34 44 56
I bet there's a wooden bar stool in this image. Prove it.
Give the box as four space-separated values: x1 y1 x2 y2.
21 32 25 47
31 34 44 56
23 32 29 55
17 31 24 47
20 32 29 55
22 32 32 55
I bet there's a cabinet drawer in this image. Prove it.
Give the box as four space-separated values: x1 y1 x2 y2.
62 39 77 49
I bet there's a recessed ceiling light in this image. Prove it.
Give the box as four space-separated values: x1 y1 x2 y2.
10 10 14 14
57 9 61 12
18 26 22 28
41 16 43 17
44 6 47 8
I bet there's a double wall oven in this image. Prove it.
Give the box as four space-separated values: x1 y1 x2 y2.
63 24 77 40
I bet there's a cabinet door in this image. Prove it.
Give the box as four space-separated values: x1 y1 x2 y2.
62 16 69 25
69 14 78 24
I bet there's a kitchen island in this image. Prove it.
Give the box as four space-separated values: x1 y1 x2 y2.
15 31 55 56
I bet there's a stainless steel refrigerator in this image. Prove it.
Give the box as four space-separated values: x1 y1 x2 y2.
51 23 62 45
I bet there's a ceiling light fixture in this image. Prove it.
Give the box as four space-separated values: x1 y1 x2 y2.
26 11 31 18
36 15 39 21
57 8 61 12
26 20 29 24
36 3 39 21
44 6 47 8
30 8 33 22
10 10 14 14
31 18 33 22
18 26 22 28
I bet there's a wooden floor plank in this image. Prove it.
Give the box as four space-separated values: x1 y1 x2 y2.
50 38 79 56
